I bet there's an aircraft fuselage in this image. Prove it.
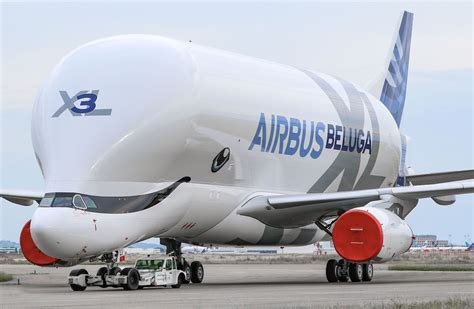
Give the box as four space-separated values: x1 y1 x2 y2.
29 35 401 263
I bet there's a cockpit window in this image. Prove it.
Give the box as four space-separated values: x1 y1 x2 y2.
72 194 97 209
38 177 190 214
39 197 54 207
82 196 97 209
72 195 87 209
52 196 73 208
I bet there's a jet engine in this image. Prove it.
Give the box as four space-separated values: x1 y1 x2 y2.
332 207 413 263
20 220 75 267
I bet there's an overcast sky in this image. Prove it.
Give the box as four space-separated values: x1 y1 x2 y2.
1 1 473 244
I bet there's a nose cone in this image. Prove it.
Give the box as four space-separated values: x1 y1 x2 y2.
29 206 137 261
30 208 86 260
19 220 59 266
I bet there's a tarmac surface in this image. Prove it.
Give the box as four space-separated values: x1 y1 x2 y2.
1 263 473 308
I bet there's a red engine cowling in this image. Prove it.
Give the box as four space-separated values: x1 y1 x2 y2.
20 220 60 266
332 207 413 263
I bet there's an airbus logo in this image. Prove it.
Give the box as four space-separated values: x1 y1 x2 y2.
52 90 112 117
248 112 373 158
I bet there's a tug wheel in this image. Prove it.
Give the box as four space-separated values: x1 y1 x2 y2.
172 274 184 288
69 269 88 291
121 268 140 290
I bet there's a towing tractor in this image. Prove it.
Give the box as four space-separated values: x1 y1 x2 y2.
68 256 204 291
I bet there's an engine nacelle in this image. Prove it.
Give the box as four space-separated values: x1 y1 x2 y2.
332 207 413 263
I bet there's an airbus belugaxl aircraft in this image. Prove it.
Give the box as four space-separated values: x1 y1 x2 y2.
2 10 473 288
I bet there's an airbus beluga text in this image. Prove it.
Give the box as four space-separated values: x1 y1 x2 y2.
2 10 473 288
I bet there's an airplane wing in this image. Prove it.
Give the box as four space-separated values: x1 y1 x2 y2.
405 169 474 185
0 190 44 206
237 173 474 229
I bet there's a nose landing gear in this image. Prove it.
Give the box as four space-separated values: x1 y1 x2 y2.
326 259 373 283
96 264 122 288
69 251 124 291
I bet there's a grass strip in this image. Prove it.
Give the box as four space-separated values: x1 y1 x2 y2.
0 271 13 282
378 298 473 309
326 298 473 309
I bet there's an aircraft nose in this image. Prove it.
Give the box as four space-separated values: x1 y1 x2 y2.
30 208 86 260
19 219 60 266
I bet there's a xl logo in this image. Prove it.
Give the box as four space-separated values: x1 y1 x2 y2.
52 90 112 117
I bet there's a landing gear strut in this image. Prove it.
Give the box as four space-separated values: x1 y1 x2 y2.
160 238 204 284
95 252 122 288
326 259 373 283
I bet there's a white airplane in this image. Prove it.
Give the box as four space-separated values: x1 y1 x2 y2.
181 244 208 254
410 241 473 252
1 10 473 286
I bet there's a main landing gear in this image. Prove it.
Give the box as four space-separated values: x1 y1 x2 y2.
326 259 373 283
160 238 204 284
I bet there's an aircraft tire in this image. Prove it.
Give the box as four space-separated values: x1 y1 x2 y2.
108 266 122 287
183 263 191 284
362 263 373 282
325 259 339 282
96 267 108 288
109 266 121 275
190 261 204 283
336 259 349 282
348 263 363 282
